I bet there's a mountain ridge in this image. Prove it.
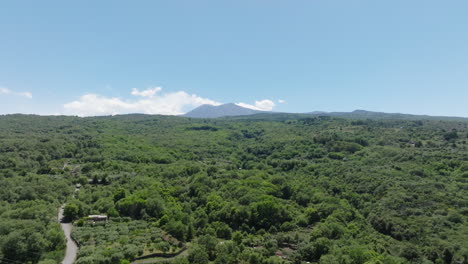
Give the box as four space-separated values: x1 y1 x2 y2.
183 103 468 121
306 109 468 121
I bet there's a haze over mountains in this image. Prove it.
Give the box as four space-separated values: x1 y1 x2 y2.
184 103 468 121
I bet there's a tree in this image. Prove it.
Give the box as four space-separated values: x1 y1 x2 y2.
157 241 170 254
63 203 79 222
26 232 48 263
212 221 232 239
298 238 331 262
232 231 243 245
304 207 320 224
2 231 28 262
198 234 218 260
250 199 290 230
146 197 165 218
188 245 209 264
164 220 186 241
107 207 120 218
116 196 146 219
113 188 126 203
46 227 65 250
443 131 458 141
2 230 47 263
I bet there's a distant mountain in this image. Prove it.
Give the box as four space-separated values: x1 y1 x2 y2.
184 103 263 118
306 109 468 121
184 104 468 121
226 109 468 122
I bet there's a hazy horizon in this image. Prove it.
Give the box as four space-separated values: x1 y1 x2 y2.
2 103 468 119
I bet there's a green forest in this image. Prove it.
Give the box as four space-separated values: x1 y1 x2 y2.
0 114 467 264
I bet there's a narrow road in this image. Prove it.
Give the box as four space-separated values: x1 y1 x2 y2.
59 204 78 264
59 186 80 264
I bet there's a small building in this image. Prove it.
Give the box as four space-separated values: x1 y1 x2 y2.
87 215 108 222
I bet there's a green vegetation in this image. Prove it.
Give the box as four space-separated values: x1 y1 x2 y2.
0 114 467 263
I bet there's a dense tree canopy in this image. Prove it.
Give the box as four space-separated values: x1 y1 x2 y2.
0 114 467 263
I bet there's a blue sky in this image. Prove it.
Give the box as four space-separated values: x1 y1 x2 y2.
1 0 467 116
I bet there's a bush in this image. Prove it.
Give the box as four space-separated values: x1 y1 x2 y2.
328 152 345 160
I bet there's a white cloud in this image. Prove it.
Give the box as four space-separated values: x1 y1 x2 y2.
18 92 33 99
0 87 32 98
278 99 286 104
131 87 162 98
236 99 276 111
0 87 10 94
63 87 221 116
